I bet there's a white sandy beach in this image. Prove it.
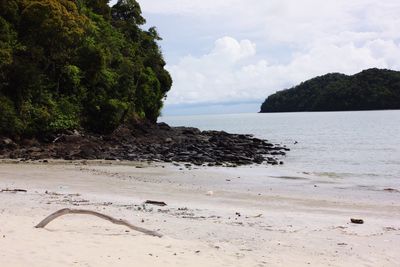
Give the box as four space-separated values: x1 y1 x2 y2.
0 161 399 267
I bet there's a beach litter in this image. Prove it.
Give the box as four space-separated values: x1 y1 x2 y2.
350 218 364 224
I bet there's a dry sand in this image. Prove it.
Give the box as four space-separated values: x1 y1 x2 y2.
0 161 399 266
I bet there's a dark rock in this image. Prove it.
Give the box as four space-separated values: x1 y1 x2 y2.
21 138 39 147
254 155 264 164
0 122 288 166
157 122 171 130
1 138 17 149
351 218 364 224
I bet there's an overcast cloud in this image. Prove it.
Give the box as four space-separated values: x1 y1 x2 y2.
111 0 400 111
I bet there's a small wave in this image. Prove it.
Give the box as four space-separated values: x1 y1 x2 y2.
269 175 309 180
311 171 385 179
312 172 345 178
357 185 400 193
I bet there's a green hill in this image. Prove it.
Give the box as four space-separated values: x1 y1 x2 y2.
0 0 172 136
260 68 400 113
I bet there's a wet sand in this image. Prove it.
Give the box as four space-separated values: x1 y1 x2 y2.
0 161 399 266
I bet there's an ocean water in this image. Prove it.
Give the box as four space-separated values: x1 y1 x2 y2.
160 110 400 188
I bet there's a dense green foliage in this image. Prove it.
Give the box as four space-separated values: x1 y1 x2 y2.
260 69 400 113
0 0 172 136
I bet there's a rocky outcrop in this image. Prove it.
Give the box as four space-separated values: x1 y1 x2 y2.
0 122 289 166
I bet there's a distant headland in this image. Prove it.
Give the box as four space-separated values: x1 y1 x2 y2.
260 68 400 113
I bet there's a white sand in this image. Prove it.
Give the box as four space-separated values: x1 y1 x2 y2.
0 161 399 266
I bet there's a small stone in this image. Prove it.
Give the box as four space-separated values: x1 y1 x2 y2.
206 190 214 196
2 138 14 145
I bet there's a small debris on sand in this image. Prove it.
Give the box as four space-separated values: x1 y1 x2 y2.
144 200 167 207
206 191 214 196
0 189 27 193
351 218 364 224
383 188 399 193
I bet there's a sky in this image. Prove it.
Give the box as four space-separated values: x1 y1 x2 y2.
110 0 400 115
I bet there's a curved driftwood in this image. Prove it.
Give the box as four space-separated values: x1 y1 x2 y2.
35 208 162 238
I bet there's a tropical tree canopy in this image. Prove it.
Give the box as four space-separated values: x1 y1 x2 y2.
260 69 400 113
0 0 172 136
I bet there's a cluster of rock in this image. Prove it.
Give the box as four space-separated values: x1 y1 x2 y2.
0 122 289 166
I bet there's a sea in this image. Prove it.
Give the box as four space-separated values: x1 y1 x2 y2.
160 110 400 189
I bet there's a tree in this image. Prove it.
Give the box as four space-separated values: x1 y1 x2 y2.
111 0 145 25
0 0 172 136
82 0 111 20
260 69 400 113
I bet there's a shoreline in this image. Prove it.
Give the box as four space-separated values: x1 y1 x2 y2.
1 161 399 266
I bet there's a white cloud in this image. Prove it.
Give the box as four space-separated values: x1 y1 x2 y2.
109 0 400 106
166 36 400 105
211 37 256 62
141 0 400 44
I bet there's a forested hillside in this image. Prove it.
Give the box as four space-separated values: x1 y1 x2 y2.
0 0 172 136
260 69 400 113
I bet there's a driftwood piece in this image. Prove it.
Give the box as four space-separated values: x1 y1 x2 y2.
144 200 167 206
1 189 27 193
35 208 162 237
